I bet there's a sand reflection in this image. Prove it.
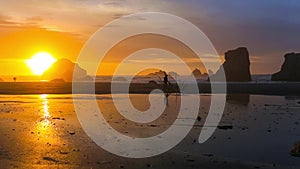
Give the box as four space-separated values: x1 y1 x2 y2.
41 94 50 119
31 95 55 143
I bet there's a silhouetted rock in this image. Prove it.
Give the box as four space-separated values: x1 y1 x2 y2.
113 77 127 82
50 78 65 83
147 70 177 82
290 141 300 157
147 70 166 76
217 125 233 130
271 53 300 81
42 59 90 82
148 80 158 84
192 68 202 78
212 47 251 82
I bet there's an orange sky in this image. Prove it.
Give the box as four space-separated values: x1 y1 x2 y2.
0 0 298 77
0 27 83 75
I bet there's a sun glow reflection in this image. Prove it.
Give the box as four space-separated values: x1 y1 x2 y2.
40 94 50 120
33 94 54 142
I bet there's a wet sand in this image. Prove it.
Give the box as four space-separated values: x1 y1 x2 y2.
0 94 299 168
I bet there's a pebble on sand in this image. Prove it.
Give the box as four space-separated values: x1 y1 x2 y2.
68 131 75 135
290 141 300 157
43 157 59 163
217 125 233 130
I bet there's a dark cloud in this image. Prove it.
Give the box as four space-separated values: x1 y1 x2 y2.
174 0 300 73
1 0 299 74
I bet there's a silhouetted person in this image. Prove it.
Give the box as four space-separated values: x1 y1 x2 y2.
163 72 168 85
163 72 170 105
13 77 16 82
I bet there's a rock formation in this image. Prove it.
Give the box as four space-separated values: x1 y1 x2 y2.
50 78 65 83
290 141 300 157
113 77 127 82
147 70 166 77
42 59 91 82
212 47 251 82
192 68 202 78
271 53 300 81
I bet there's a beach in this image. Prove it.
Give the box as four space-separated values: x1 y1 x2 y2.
0 93 299 168
2 0 300 168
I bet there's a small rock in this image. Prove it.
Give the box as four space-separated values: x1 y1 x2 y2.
290 141 300 157
202 154 213 157
69 131 75 135
149 124 158 127
217 125 233 130
43 157 59 163
186 159 195 162
59 151 69 155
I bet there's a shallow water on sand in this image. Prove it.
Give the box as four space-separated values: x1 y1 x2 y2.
0 94 299 168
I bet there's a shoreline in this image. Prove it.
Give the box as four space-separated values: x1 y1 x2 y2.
0 82 300 95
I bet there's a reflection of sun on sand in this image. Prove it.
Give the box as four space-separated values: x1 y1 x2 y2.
0 94 299 168
40 94 50 119
32 94 60 149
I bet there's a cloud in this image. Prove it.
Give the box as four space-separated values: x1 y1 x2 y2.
1 0 300 74
0 0 137 38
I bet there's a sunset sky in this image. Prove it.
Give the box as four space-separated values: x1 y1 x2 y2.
0 0 299 76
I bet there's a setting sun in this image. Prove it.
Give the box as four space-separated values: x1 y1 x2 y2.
26 52 56 75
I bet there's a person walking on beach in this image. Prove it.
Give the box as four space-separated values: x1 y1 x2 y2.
163 71 170 105
163 71 169 85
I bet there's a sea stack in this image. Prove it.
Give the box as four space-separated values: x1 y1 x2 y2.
192 68 202 78
271 53 300 81
212 47 251 82
42 59 90 82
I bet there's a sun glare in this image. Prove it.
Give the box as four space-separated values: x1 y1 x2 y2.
26 52 56 75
